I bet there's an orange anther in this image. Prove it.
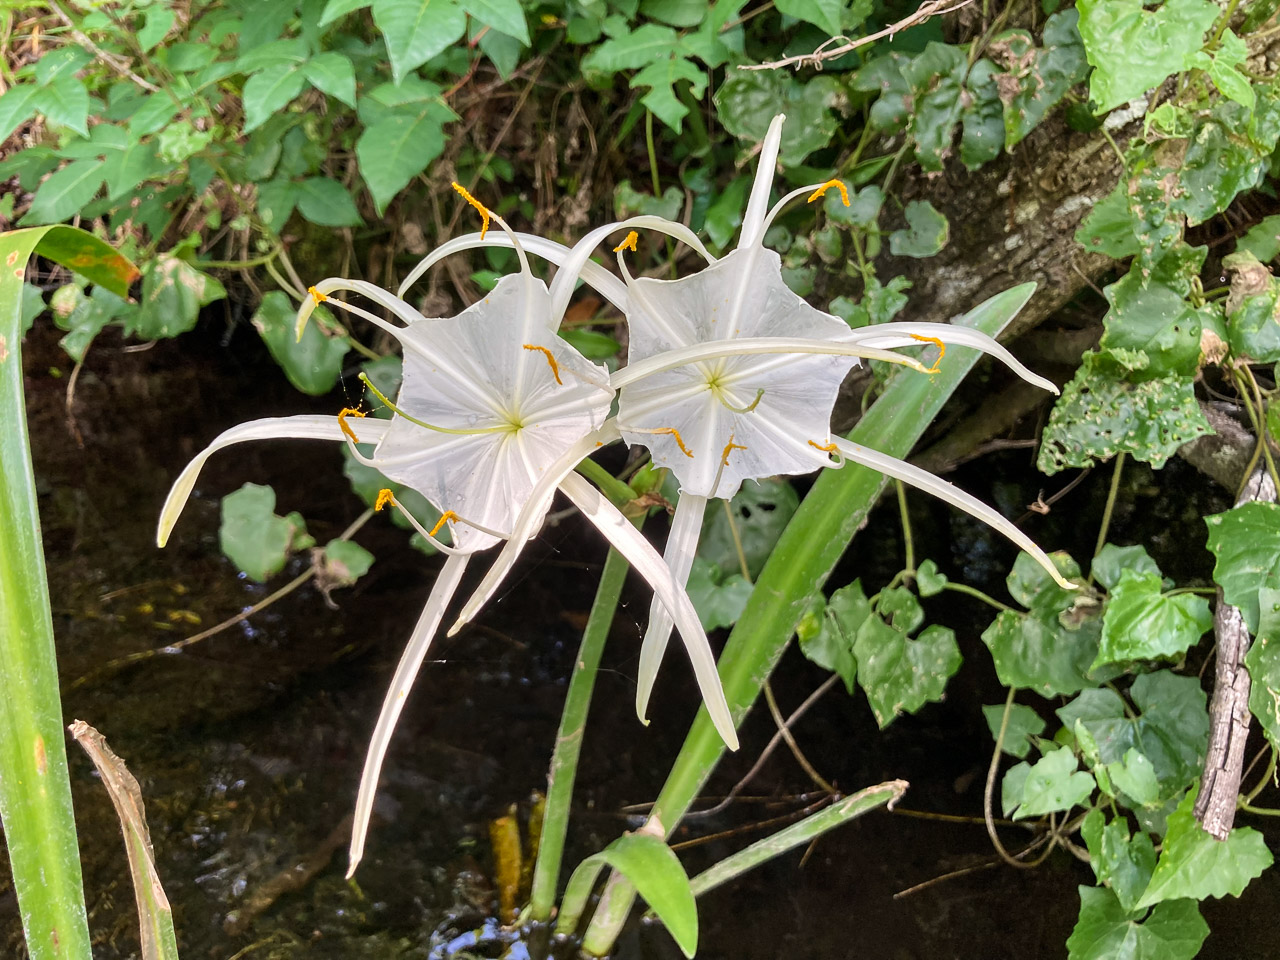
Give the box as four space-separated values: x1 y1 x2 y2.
808 440 838 453
452 182 490 239
523 344 563 384
429 510 460 538
308 285 328 303
338 407 366 443
655 427 694 458
613 231 639 253
909 334 946 374
720 438 747 466
807 179 850 207
375 489 396 512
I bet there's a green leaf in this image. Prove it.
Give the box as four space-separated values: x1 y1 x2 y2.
372 0 468 82
251 290 350 394
1004 746 1095 819
1205 501 1280 634
31 73 90 138
901 42 966 173
632 56 706 132
461 0 530 44
242 64 307 133
19 159 104 225
49 283 130 362
775 0 843 36
1177 108 1269 228
20 282 44 335
1067 886 1208 960
1136 787 1274 909
1037 353 1212 474
1225 265 1280 363
320 0 372 24
1009 550 1083 611
854 617 961 728
1106 748 1161 808
982 606 1103 697
320 539 375 587
982 701 1046 759
1200 29 1254 109
852 54 914 133
799 580 869 691
102 138 165 201
915 558 947 597
686 557 753 631
356 84 455 213
295 176 363 227
714 70 841 165
219 483 314 582
559 834 697 958
582 23 680 72
640 0 709 27
697 478 799 579
994 10 1089 148
1236 214 1280 263
558 328 620 361
1094 570 1212 668
138 6 175 51
1057 671 1208 795
703 174 751 250
1081 810 1158 912
127 254 227 339
156 120 214 165
0 84 39 143
1091 543 1161 591
888 200 948 258
303 52 358 107
1245 586 1280 752
1098 278 1207 379
1076 0 1218 114
1076 183 1143 260
614 180 683 221
960 59 1004 170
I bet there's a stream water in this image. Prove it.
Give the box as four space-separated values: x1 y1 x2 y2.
4 317 1277 959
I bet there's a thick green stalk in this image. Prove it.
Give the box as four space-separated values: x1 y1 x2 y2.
0 227 137 960
581 285 1037 955
527 545 629 922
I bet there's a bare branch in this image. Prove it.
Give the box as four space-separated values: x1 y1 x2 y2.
739 0 975 72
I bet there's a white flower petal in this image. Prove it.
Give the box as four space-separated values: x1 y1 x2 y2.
546 215 715 326
829 437 1077 591
395 232 631 317
636 493 707 723
840 322 1058 394
348 554 469 878
450 422 623 632
740 114 785 249
156 416 392 547
558 473 738 751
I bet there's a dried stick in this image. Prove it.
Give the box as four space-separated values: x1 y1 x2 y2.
1196 464 1277 839
739 0 975 72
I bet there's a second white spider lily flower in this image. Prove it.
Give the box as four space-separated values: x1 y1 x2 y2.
600 114 1073 723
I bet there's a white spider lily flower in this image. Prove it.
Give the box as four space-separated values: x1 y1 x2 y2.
158 187 739 879
595 114 1072 722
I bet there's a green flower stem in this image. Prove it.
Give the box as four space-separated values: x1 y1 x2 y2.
528 459 641 923
0 226 136 960
527 545 630 922
1090 451 1125 580
940 580 1013 612
678 781 906 901
580 285 1037 956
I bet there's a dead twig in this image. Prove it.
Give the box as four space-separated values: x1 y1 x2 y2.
739 0 975 72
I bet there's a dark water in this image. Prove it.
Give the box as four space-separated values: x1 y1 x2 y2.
4 318 1278 959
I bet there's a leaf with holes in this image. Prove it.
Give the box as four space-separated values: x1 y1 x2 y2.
696 478 798 579
854 616 961 728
